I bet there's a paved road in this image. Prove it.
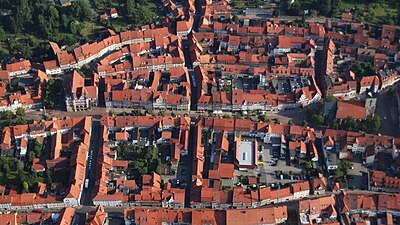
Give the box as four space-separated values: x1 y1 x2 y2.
375 87 400 137
81 120 102 206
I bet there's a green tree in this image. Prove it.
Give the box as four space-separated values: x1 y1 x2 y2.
397 3 400 25
16 160 24 171
222 114 231 119
319 0 332 16
273 9 280 17
15 117 27 125
11 0 32 33
1 110 15 124
332 119 340 130
109 109 116 116
44 79 63 109
15 107 26 117
310 114 325 125
126 0 136 22
331 0 342 17
28 151 36 163
258 114 269 122
287 0 301 16
32 139 43 157
324 95 338 102
45 170 53 185
350 62 375 78
22 181 29 193
341 117 358 131
72 0 93 21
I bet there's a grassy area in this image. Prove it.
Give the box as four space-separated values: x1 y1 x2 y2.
335 1 398 25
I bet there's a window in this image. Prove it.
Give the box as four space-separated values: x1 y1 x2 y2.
242 152 247 161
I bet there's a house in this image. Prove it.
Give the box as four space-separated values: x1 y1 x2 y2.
100 13 109 20
86 206 108 225
110 8 118 18
58 0 73 7
335 101 367 120
65 70 98 112
0 70 10 84
292 181 310 199
359 75 380 94
6 60 31 77
341 12 353 20
177 20 192 38
298 195 337 224
311 174 327 195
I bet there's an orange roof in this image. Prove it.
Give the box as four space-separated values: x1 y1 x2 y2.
113 160 128 168
336 101 366 119
58 208 76 225
292 181 310 193
0 70 10 83
226 206 287 225
115 131 128 141
270 187 291 199
0 213 17 225
6 60 31 73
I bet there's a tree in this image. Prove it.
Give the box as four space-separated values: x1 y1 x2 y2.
12 0 32 33
319 0 332 16
16 160 24 171
145 109 154 115
397 3 400 25
273 9 280 17
324 95 338 103
22 181 29 193
232 15 239 24
15 107 26 117
131 109 142 116
310 114 325 125
331 119 340 130
44 79 63 109
287 0 301 16
1 110 15 124
72 0 93 21
350 62 375 78
45 170 53 185
258 114 269 122
28 151 36 163
331 0 342 17
126 0 137 22
32 139 43 157
109 109 116 116
222 114 231 119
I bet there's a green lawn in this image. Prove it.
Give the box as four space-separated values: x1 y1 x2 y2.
337 1 398 25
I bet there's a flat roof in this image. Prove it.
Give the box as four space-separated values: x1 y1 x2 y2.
238 141 254 166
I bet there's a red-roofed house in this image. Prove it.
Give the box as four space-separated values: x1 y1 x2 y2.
0 70 10 84
110 8 118 18
336 101 367 120
6 60 31 77
65 70 98 111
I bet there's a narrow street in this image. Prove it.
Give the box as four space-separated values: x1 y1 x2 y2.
375 88 400 137
75 119 101 224
81 119 101 206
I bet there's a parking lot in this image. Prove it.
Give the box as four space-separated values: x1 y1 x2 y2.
258 142 303 185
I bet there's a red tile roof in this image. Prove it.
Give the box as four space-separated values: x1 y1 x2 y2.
336 101 366 120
